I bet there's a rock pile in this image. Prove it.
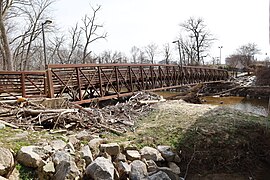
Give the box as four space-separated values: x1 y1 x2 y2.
0 134 183 180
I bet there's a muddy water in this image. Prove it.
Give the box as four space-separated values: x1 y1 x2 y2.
155 91 269 116
201 96 269 116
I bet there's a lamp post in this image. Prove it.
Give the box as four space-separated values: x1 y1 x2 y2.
218 46 223 65
42 20 52 69
172 40 182 71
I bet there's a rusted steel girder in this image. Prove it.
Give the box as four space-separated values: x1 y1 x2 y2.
46 63 228 104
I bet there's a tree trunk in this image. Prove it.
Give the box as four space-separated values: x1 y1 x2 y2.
0 13 13 70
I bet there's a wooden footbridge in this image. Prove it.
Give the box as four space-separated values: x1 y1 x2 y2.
0 63 228 104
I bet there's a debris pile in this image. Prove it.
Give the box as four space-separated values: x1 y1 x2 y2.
0 91 164 134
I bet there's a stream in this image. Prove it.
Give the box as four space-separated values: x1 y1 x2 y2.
156 91 269 117
201 96 269 116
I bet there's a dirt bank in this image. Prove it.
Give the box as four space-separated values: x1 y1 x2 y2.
115 100 270 179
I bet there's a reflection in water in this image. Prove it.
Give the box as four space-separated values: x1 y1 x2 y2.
202 96 269 116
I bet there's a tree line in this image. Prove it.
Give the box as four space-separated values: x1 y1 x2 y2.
0 0 263 71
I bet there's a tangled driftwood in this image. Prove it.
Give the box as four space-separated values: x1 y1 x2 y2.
0 92 164 135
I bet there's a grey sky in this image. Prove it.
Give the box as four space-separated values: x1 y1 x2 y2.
54 0 269 63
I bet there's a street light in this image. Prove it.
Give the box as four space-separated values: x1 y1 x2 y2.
42 20 52 69
218 46 223 65
172 40 182 71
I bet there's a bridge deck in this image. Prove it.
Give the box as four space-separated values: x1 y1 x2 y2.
0 63 228 104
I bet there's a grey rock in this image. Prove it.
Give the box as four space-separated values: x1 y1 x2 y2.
115 153 127 162
129 160 148 180
116 161 131 178
0 147 14 176
8 167 20 180
53 160 71 180
39 161 55 180
149 171 171 180
17 146 46 168
85 157 114 180
140 147 164 162
173 154 181 163
157 145 175 162
88 138 106 158
81 145 93 166
0 123 5 130
168 162 180 175
144 159 158 173
158 167 180 180
126 150 141 161
50 139 66 151
100 143 120 156
52 150 71 165
69 160 80 179
76 130 91 141
68 136 80 150
88 138 106 150
43 161 55 173
64 142 75 154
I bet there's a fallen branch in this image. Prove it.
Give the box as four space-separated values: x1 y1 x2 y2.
23 108 78 116
0 120 19 129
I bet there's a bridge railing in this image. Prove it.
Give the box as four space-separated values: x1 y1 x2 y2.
46 63 228 104
0 71 46 99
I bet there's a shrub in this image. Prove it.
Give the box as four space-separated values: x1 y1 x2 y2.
255 67 270 86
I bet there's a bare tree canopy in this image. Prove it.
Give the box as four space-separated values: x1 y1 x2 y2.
180 17 215 65
145 43 158 64
226 43 260 69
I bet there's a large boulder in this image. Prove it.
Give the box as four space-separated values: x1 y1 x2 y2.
140 147 164 162
85 157 114 180
0 147 14 177
17 146 47 168
129 160 148 180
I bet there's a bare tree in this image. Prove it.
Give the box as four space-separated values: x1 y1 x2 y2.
0 0 15 70
236 43 260 68
180 17 215 65
145 43 158 64
81 5 107 63
130 46 140 64
10 0 55 70
162 43 171 64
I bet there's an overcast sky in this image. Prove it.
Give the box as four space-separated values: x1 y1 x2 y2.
54 0 269 63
